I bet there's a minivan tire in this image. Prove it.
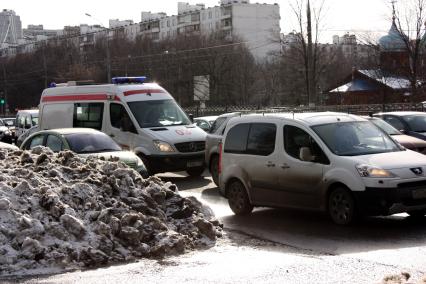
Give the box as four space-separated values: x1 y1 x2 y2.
328 187 356 225
210 155 219 186
186 166 205 177
227 180 253 215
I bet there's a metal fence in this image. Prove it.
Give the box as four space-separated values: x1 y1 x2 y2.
184 103 426 117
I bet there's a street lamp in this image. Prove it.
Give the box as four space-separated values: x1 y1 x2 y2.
85 13 111 83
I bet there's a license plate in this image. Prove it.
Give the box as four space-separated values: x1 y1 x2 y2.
187 160 203 168
412 188 426 199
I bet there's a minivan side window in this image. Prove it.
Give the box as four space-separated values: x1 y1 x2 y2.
110 103 137 133
224 123 250 153
210 117 226 134
73 103 104 130
246 123 276 156
284 125 329 164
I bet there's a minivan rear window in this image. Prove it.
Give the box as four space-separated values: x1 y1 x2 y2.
224 123 250 153
224 123 276 156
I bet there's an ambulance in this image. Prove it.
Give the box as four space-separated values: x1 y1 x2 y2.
38 77 207 176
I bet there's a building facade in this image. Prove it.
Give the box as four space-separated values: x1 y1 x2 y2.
138 0 281 60
0 9 22 47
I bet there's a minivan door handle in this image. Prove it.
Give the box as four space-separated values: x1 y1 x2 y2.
266 162 276 167
281 163 291 169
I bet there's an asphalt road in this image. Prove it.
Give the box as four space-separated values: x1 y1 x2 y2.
161 172 426 272
8 171 426 284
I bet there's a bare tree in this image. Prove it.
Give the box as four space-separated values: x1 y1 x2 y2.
289 0 330 105
392 0 426 99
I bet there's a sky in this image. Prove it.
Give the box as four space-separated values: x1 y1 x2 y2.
4 0 393 43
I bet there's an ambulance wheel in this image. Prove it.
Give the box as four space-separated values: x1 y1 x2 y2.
186 166 205 177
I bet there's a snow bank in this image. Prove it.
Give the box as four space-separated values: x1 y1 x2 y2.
0 147 222 276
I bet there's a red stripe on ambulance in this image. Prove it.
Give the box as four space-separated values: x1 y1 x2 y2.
41 94 109 102
123 89 165 96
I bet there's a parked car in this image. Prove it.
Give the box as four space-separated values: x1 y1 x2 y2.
219 112 426 225
364 116 426 154
16 109 39 140
194 116 218 132
1 117 17 143
205 112 242 186
0 119 13 143
0 141 18 150
374 111 426 141
21 128 148 178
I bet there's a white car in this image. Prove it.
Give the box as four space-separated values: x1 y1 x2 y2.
219 112 426 225
194 116 218 132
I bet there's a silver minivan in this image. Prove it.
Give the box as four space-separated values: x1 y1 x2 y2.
219 112 426 225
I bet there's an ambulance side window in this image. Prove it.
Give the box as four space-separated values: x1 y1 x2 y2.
73 103 104 130
110 103 136 133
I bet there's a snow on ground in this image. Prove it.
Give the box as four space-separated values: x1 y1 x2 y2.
0 147 222 277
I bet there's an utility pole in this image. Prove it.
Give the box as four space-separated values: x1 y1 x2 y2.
42 42 48 88
105 29 111 83
306 0 315 106
2 64 7 117
85 13 111 83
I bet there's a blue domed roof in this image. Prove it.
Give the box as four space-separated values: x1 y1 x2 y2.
379 21 406 51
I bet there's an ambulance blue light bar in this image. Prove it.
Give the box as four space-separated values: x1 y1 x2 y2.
112 76 147 84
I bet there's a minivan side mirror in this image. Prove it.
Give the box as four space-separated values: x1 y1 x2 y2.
188 114 194 123
299 147 315 162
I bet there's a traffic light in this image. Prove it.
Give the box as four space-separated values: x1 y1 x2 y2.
0 99 5 105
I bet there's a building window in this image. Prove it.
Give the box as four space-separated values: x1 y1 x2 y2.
202 12 206 20
161 21 165 28
167 20 170 27
215 10 219 17
173 19 176 26
208 11 212 19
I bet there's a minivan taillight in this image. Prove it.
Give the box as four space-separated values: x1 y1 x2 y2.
218 142 222 175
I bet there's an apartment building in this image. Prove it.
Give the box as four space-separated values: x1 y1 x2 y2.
138 0 281 59
0 9 22 47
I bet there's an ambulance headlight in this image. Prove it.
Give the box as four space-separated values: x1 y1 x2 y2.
153 140 175 152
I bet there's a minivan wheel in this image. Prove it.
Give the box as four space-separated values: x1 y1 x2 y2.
186 166 205 177
227 180 253 215
328 187 356 225
210 155 219 186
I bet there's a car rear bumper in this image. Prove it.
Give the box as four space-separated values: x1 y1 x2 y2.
354 186 426 215
148 153 205 173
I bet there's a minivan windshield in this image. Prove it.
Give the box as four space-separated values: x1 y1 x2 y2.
401 114 426 132
128 99 191 128
312 121 402 156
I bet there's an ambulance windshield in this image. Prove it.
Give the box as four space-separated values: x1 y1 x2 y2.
128 99 191 128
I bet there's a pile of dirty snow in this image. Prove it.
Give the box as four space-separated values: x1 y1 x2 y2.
0 147 222 276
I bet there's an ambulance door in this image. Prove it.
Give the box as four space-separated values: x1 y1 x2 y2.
107 102 138 150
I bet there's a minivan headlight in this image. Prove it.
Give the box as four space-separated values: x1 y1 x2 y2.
153 140 175 152
356 164 395 178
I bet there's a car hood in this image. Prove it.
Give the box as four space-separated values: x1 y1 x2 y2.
145 126 207 144
348 150 426 170
392 134 426 150
80 151 139 167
